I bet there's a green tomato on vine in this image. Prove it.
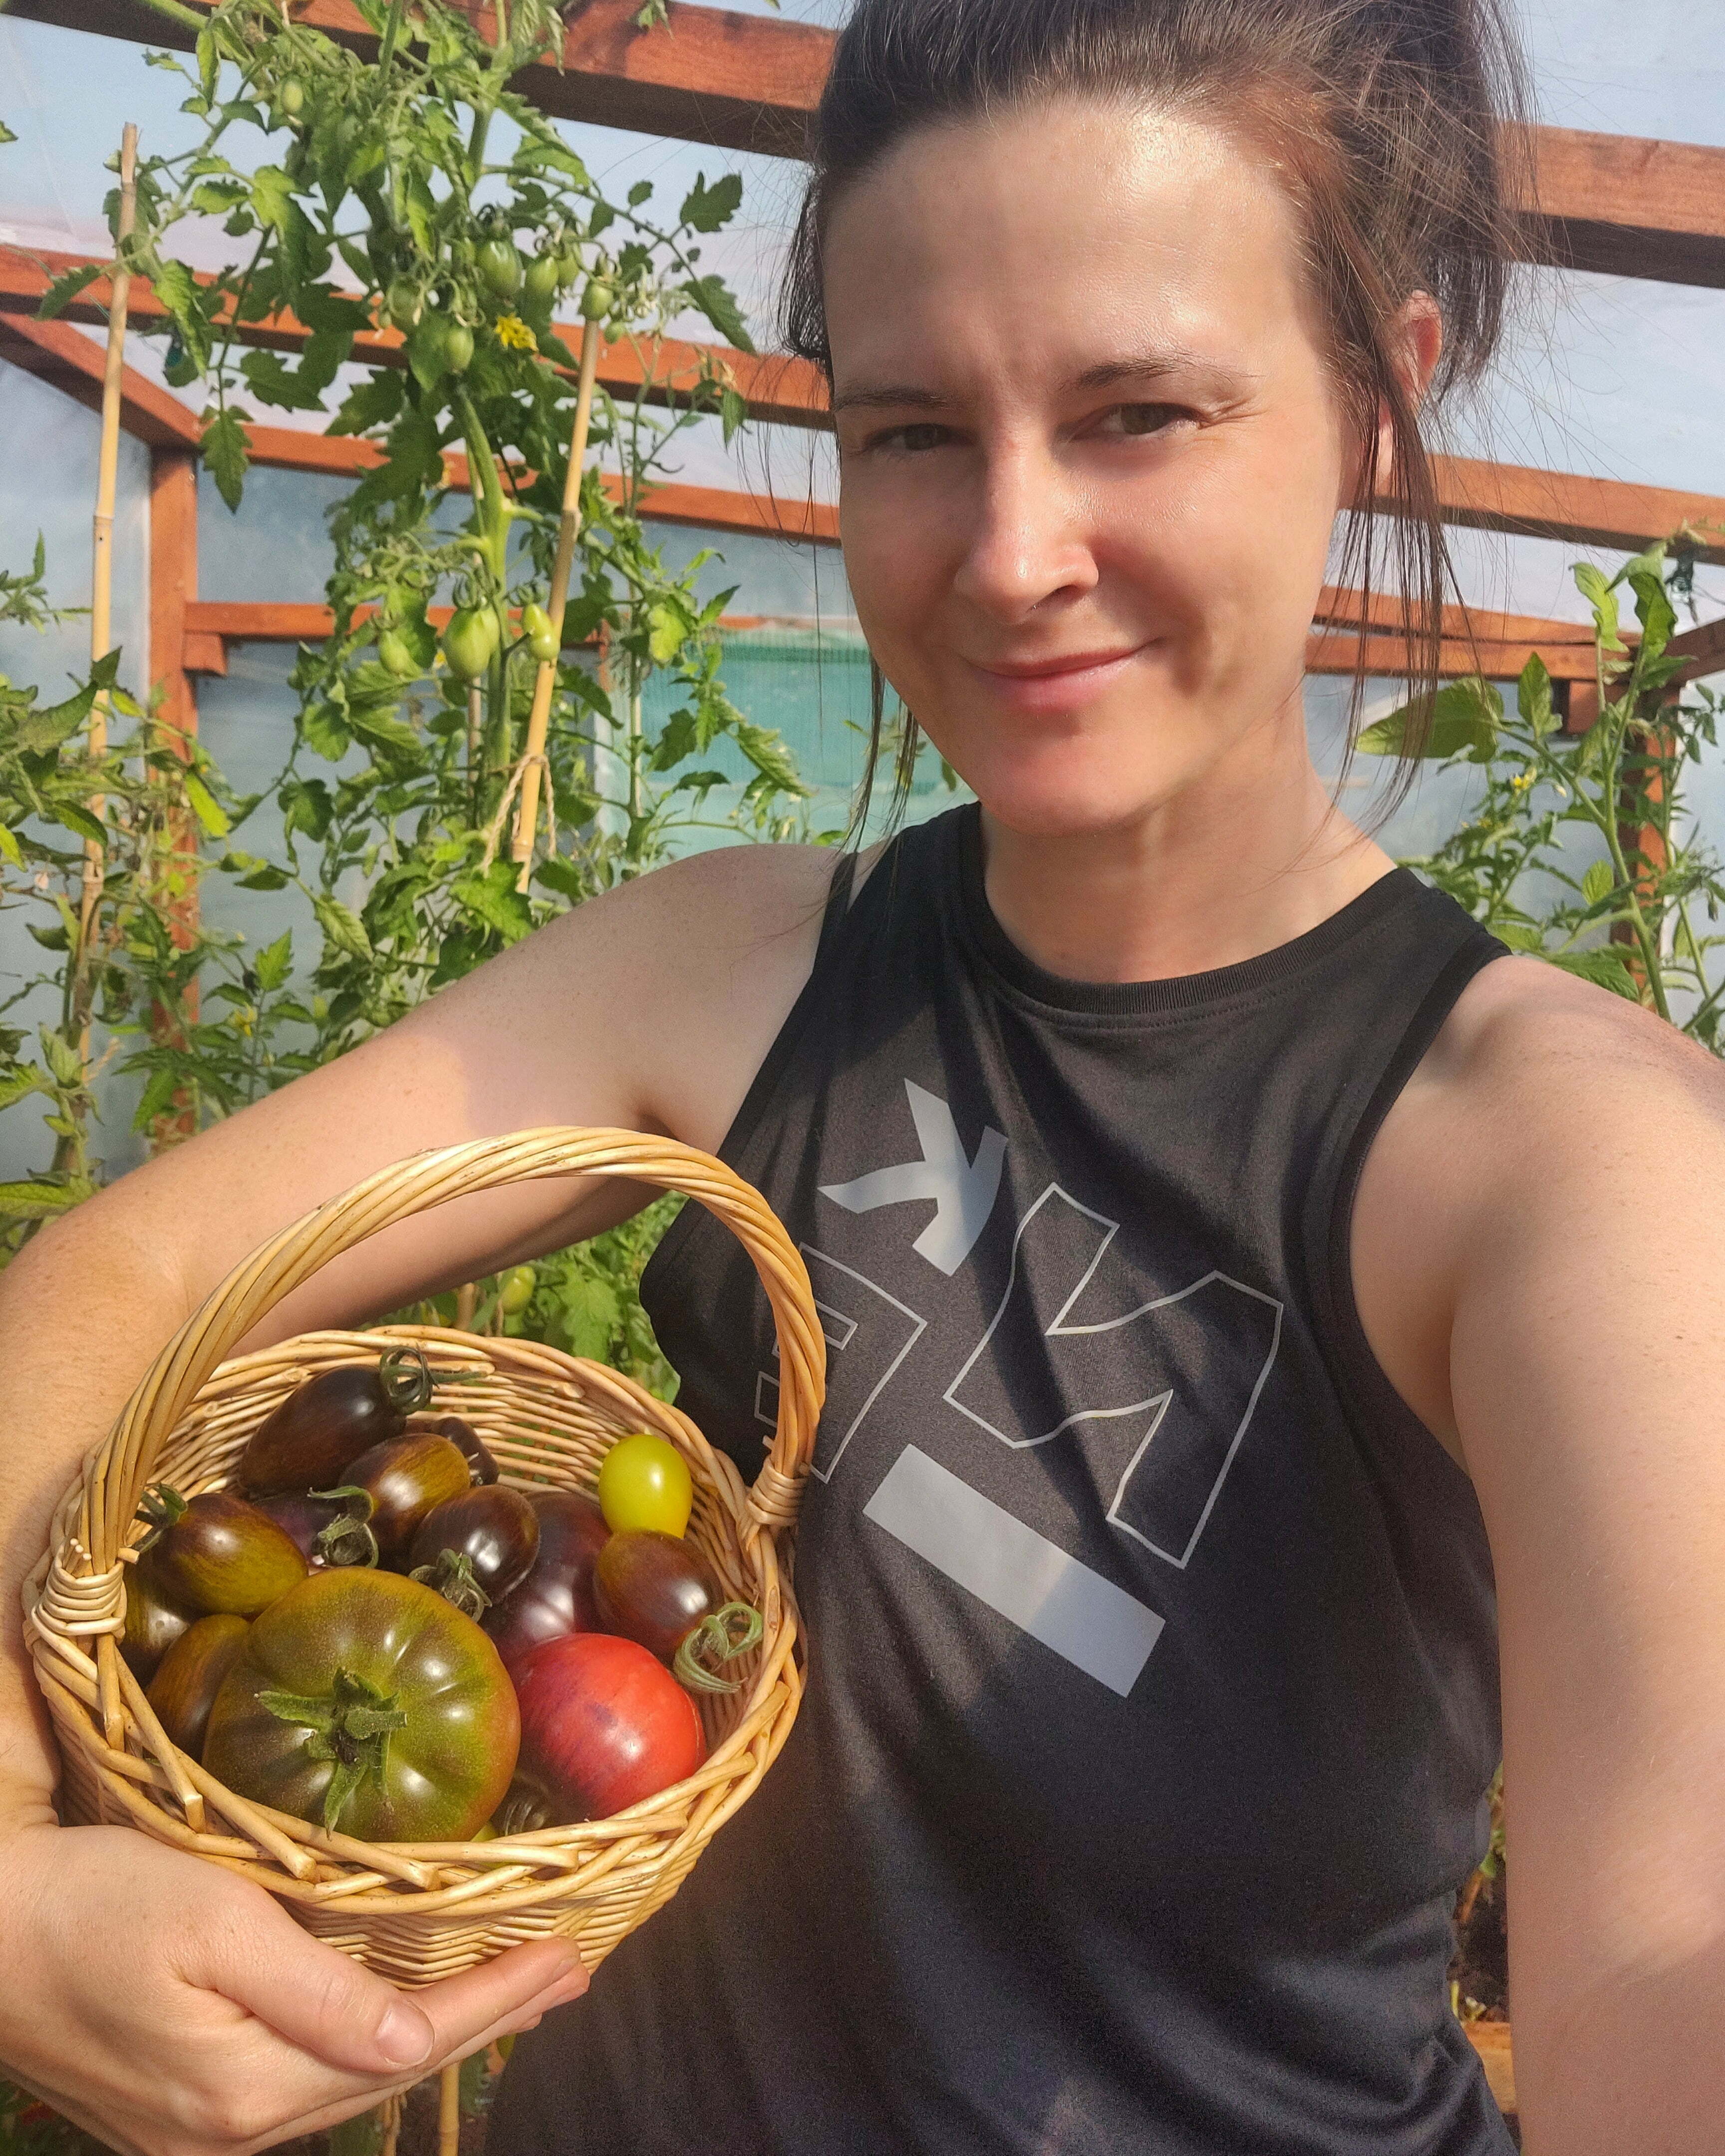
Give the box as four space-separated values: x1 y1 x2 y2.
442 607 499 684
520 604 559 665
477 234 524 304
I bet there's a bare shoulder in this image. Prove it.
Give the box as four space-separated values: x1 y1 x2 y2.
1405 951 1725 1143
1354 952 1725 1457
515 839 850 1153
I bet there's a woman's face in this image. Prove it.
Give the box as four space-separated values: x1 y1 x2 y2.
824 98 1355 841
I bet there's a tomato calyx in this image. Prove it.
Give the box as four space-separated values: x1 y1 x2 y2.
304 1483 380 1569
258 1665 409 1832
493 1774 555 1838
410 1546 491 1619
672 1601 763 1695
135 1482 188 1553
378 1344 436 1415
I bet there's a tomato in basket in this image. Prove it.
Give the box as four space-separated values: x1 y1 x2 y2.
596 1431 692 1537
341 1429 472 1566
502 1631 706 1826
203 1568 519 1840
120 1560 195 1684
253 1487 379 1571
238 1348 436 1497
482 1488 610 1675
136 1486 308 1617
593 1530 720 1660
146 1613 251 1758
409 1485 541 1617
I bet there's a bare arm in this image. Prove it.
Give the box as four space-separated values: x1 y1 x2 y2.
0 838 836 2154
1356 958 1725 2155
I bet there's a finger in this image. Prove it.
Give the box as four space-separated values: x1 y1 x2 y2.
191 1886 578 2077
412 1940 589 2062
230 1961 592 2151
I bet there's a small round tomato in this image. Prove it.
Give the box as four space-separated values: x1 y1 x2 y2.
498 1264 537 1316
596 1432 692 1537
376 626 420 679
204 1568 519 1841
482 1488 609 1676
523 252 561 307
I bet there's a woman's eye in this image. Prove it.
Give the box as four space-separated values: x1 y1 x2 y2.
868 422 952 454
1098 403 1185 438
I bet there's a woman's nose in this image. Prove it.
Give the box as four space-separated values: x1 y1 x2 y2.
949 445 1099 622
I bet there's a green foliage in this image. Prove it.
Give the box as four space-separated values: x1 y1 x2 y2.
1363 544 1725 1043
3 0 809 1293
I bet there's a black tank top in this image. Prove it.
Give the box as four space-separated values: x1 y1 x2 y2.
493 803 1513 2156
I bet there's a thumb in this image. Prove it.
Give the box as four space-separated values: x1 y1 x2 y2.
193 1888 437 2074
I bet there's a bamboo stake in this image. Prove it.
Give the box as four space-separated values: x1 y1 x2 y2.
510 301 603 889
80 121 139 953
438 2061 461 2156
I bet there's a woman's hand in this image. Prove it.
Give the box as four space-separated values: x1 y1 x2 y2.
0 1811 588 2155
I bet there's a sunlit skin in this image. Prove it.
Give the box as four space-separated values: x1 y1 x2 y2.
825 97 1438 983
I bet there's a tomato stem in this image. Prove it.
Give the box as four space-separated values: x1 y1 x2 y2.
258 1666 409 1832
673 1601 764 1695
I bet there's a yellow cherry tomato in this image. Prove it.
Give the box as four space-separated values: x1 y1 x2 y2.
596 1431 692 1538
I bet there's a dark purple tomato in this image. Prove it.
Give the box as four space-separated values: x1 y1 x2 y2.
238 1350 434 1497
146 1613 251 1758
408 1485 540 1618
342 1431 471 1567
592 1530 719 1663
137 1486 308 1617
482 1488 609 1677
203 1568 518 1841
253 1488 378 1571
428 1414 499 1486
121 1558 195 1685
510 1631 705 1824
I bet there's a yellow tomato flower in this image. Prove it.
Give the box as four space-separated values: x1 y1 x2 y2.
494 314 537 351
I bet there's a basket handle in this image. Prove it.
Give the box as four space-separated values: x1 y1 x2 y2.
83 1128 826 1575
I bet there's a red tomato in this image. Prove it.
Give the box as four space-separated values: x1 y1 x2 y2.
513 1631 705 1822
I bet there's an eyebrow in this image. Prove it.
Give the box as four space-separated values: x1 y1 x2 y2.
830 346 1234 414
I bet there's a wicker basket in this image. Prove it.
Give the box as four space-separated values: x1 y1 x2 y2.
23 1128 825 1985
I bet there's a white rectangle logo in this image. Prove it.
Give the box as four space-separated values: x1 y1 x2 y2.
863 1446 1164 1696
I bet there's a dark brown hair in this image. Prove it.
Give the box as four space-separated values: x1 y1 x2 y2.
778 0 1532 831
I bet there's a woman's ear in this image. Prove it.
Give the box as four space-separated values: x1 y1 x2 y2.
1367 290 1444 496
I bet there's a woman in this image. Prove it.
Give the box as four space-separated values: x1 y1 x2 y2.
2 0 1722 2149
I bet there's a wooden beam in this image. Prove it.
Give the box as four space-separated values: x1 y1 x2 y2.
1425 454 1725 565
1314 584 1597 649
150 447 200 730
1523 127 1725 290
1305 631 1603 683
0 250 830 429
1669 614 1725 681
0 310 199 449
9 0 1725 288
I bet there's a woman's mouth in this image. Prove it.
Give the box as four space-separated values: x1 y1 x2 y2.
965 643 1152 714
